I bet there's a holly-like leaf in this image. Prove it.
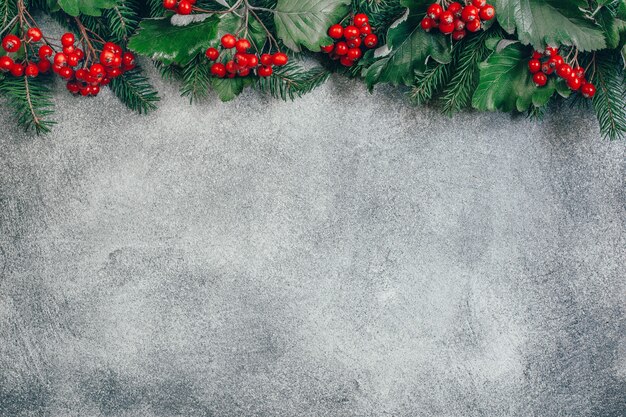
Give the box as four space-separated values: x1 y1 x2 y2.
57 0 118 16
472 43 555 112
274 0 351 52
210 77 253 102
365 15 452 88
128 16 219 65
494 0 606 52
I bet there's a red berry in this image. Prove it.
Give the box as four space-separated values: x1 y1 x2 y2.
567 76 581 91
548 55 563 68
53 52 67 67
461 5 479 22
353 13 369 27
225 60 237 74
321 44 334 53
573 66 585 79
103 42 121 54
533 72 547 87
66 81 80 94
360 24 372 35
58 66 73 79
122 52 135 69
235 39 251 53
328 24 343 39
210 62 226 77
364 34 378 48
27 27 43 42
0 55 13 70
421 17 435 31
427 3 443 19
439 22 455 34
74 48 84 60
25 63 38 77
528 59 541 74
440 11 454 25
91 85 100 96
100 77 111 86
221 34 236 49
67 53 79 67
454 19 465 31
581 83 596 98
10 63 24 77
334 41 348 55
38 45 53 58
177 0 192 15
545 46 558 56
63 45 75 56
272 52 288 66
163 0 176 9
347 47 361 60
2 34 21 53
75 68 87 80
258 66 272 77
107 67 122 78
541 61 553 74
448 2 463 16
205 47 218 60
532 51 542 59
556 64 572 79
234 53 248 67
452 29 466 41
238 67 250 77
472 0 487 7
260 53 273 66
346 37 361 49
90 63 106 80
100 50 116 66
344 26 359 40
339 56 353 67
466 19 482 32
61 32 75 47
246 54 258 67
479 4 495 20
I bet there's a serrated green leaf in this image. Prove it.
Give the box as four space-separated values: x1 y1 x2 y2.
274 0 351 52
365 15 452 87
494 0 606 51
211 77 253 101
128 16 219 65
472 43 554 112
57 0 118 16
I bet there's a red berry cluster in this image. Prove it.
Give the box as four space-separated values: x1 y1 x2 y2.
1 29 50 77
421 1 495 41
528 46 596 98
162 0 195 15
321 13 378 67
205 34 287 78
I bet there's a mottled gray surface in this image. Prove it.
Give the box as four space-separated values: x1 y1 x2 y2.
0 68 625 417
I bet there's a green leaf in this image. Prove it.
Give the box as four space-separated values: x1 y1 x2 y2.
472 43 554 112
274 0 351 52
57 0 118 16
210 77 253 102
494 0 606 51
365 15 452 88
128 16 219 65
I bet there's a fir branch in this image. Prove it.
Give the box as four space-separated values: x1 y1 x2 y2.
180 56 211 103
108 66 160 114
1 0 17 34
0 75 55 134
409 60 451 105
147 0 166 17
351 0 405 37
257 62 330 100
105 1 140 44
154 61 183 80
589 50 626 140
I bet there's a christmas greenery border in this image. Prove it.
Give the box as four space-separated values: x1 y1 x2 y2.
1 0 625 139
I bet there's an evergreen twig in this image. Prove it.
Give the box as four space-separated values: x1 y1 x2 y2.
108 66 160 114
0 75 56 134
256 61 330 100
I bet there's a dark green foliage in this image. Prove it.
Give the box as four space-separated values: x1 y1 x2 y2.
108 66 160 113
180 55 211 103
409 60 451 105
105 0 140 43
257 61 330 100
589 50 626 140
1 0 17 33
0 75 55 134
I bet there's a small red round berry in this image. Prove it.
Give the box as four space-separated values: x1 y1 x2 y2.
440 11 454 25
122 52 136 69
234 53 248 67
2 34 21 53
328 24 343 39
567 76 581 91
465 18 482 32
37 59 51 73
448 2 463 16
533 72 548 87
472 0 487 7
235 39 251 53
353 13 369 27
452 29 466 41
205 47 219 60
90 63 106 80
258 65 273 77
79 86 90 96
163 0 176 9
421 17 435 31
10 63 24 77
25 63 39 77
528 59 541 74
107 67 122 78
556 64 572 79
246 54 258 67
225 60 237 73
260 53 273 66
364 34 378 48
67 53 79 67
61 32 75 47
75 68 87 80
532 51 542 59
0 55 14 70
103 42 121 54
91 84 100 96
454 19 465 31
321 44 334 53
479 4 495 20
211 62 226 77
572 66 585 79
38 45 53 59
360 24 372 35
346 37 361 49
74 48 84 60
221 34 236 49
238 67 250 77
58 66 73 79
272 52 288 66
581 83 596 98
53 52 67 67
347 47 362 60
548 55 563 68
545 46 558 56
177 0 192 15
100 50 116 66
100 77 111 86
63 46 75 57
27 27 43 42
541 61 553 74
439 22 455 34
343 26 360 40
427 3 443 19
334 41 348 55
66 81 80 94
339 56 353 67
461 5 479 22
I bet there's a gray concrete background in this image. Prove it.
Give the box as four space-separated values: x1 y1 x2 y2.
0 66 625 416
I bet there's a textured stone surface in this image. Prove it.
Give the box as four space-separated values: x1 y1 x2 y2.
0 70 625 416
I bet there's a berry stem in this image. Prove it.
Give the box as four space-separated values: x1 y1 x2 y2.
74 16 98 63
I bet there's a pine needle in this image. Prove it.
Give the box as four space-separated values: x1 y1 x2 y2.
590 51 626 140
108 66 160 114
257 62 330 101
181 56 211 104
0 75 56 134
